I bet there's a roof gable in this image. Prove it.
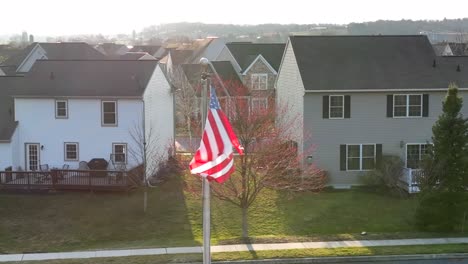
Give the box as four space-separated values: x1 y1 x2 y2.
226 43 285 72
180 61 244 96
0 76 22 141
242 54 278 75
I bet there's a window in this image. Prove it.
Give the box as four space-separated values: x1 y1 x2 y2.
393 94 422 117
112 143 127 164
251 74 268 90
55 100 68 119
102 101 117 126
406 144 429 169
64 142 79 161
346 144 376 171
329 95 344 118
251 98 268 112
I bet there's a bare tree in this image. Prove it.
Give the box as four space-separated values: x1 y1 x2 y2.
185 83 327 238
171 66 201 149
129 121 174 213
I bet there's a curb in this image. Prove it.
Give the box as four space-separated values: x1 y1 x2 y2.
207 253 468 263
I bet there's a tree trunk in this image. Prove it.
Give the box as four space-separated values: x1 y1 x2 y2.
143 186 148 213
241 206 249 238
187 117 192 148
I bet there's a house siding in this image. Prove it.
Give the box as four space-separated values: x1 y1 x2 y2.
0 126 19 170
143 65 175 177
0 143 11 169
276 40 304 153
303 91 468 187
14 98 143 170
243 58 276 98
17 45 47 73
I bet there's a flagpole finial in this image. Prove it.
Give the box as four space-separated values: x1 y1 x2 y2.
200 57 210 80
200 57 209 65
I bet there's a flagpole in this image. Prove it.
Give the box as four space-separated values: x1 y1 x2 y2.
200 57 211 264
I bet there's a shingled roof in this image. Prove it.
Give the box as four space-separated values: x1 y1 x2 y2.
12 60 159 97
226 43 286 72
0 77 22 141
129 45 162 55
2 42 107 73
288 35 468 91
181 61 244 96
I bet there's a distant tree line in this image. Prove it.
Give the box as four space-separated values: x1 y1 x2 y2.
348 18 468 35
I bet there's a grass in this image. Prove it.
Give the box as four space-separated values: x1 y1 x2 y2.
3 244 468 264
0 175 465 254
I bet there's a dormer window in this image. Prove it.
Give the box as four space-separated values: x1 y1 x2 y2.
55 100 68 119
251 74 268 90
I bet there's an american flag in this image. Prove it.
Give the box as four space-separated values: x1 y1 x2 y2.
189 86 244 183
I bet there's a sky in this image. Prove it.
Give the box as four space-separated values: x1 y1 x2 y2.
3 0 468 36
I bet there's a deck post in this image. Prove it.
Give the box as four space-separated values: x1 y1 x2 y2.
88 172 92 192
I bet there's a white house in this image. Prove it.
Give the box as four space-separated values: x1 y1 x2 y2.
1 60 173 174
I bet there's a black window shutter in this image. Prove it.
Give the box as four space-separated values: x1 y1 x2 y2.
376 144 383 169
323 96 329 119
423 94 429 117
340 145 346 171
386 95 393 117
344 95 351 118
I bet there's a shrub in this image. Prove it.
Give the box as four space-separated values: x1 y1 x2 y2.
416 191 468 231
360 155 404 195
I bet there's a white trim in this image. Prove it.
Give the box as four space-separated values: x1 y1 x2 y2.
64 142 79 161
305 88 468 93
329 95 344 119
393 94 423 118
346 144 376 171
16 44 41 72
223 46 243 73
55 99 68 119
274 39 291 90
242 54 278 75
405 143 432 169
250 73 268 90
112 143 128 164
101 100 118 126
251 97 268 112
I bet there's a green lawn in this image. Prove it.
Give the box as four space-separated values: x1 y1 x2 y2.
0 176 464 253
3 244 468 264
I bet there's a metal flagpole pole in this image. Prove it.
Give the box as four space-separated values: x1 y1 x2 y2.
200 57 211 264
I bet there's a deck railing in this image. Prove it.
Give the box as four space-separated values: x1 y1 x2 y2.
401 168 424 193
0 169 139 192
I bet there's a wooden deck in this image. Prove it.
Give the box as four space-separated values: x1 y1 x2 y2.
0 170 140 192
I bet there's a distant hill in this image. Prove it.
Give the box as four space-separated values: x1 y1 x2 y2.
348 18 468 35
140 19 468 43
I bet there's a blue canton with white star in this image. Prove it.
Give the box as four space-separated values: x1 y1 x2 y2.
210 86 221 110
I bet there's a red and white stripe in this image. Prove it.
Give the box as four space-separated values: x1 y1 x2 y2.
190 108 243 183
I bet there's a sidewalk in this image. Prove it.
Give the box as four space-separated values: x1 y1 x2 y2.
1 237 468 262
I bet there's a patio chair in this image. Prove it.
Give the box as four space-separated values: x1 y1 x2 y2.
36 164 50 183
58 164 70 180
78 161 89 170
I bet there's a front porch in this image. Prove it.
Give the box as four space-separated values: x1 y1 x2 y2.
400 168 424 193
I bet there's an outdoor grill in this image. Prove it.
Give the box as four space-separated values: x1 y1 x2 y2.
87 158 108 177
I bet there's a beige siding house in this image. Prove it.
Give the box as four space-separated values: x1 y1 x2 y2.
216 42 285 112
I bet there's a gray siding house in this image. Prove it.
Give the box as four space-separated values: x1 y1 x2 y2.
276 35 468 188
